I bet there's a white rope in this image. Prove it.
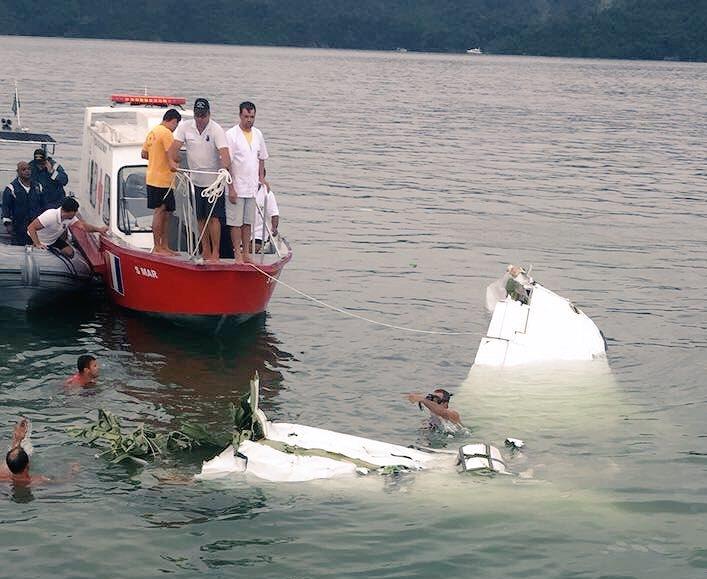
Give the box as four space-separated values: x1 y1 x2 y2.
174 169 232 257
247 262 476 336
191 168 232 205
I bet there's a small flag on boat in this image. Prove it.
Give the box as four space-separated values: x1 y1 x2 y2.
11 89 20 115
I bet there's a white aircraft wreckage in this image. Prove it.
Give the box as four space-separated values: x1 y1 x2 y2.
474 266 607 367
197 375 510 483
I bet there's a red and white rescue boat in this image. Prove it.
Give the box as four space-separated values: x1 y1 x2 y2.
74 95 292 328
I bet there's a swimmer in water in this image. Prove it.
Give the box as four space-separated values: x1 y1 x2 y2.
65 354 100 387
406 388 463 433
0 417 48 485
0 417 79 486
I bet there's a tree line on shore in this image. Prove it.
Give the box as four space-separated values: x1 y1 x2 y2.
2 0 705 61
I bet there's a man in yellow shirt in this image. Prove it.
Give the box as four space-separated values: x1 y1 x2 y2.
141 108 181 255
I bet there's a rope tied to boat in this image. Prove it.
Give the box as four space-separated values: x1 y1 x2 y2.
246 262 476 336
173 168 232 257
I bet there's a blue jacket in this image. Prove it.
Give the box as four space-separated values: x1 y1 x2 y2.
2 178 45 245
29 157 68 209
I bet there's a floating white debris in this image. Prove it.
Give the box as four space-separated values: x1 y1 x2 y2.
505 438 525 449
475 266 606 367
457 444 507 474
196 374 508 483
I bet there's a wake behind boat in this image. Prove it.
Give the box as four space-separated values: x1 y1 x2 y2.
74 95 292 328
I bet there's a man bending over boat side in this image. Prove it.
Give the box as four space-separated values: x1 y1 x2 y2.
27 197 108 258
142 108 182 256
2 161 44 245
168 98 230 261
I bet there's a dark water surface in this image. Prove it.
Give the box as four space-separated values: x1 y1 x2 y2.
0 36 705 578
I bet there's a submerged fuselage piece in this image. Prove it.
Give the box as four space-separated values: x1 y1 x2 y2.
474 267 606 367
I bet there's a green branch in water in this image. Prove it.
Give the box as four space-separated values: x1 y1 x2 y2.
68 409 226 464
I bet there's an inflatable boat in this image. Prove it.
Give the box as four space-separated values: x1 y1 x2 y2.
0 232 93 310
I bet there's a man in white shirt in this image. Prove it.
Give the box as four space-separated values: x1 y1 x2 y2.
169 98 230 260
27 197 108 258
225 101 268 263
253 178 279 253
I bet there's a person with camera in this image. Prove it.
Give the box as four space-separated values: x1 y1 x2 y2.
406 388 462 432
29 148 68 209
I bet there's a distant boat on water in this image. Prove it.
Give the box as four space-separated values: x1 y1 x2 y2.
466 47 483 55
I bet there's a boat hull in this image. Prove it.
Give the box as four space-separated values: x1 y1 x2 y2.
98 235 291 320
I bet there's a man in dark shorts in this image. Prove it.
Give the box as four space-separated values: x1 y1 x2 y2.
141 108 181 255
169 98 230 260
27 197 107 258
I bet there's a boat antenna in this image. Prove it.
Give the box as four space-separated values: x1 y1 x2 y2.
12 81 22 131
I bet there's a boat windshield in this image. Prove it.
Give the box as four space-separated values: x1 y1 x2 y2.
117 165 151 234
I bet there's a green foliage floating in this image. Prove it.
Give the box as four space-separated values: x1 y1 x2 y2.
68 409 225 464
68 391 262 465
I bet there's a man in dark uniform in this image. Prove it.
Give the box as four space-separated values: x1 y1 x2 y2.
2 161 45 245
29 148 68 209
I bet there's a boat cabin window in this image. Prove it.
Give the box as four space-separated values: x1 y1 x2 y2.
117 166 151 234
102 174 111 225
89 160 98 207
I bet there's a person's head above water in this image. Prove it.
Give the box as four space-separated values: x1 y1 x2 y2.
427 388 453 406
5 446 29 474
77 354 99 379
406 388 461 428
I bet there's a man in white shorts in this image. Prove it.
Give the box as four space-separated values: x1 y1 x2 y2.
27 197 108 258
225 101 268 263
169 98 230 260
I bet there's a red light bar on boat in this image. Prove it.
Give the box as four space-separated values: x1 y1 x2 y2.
110 94 186 106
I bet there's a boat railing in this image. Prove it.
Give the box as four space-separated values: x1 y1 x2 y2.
173 169 284 262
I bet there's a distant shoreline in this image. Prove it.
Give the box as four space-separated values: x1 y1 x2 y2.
2 34 705 64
